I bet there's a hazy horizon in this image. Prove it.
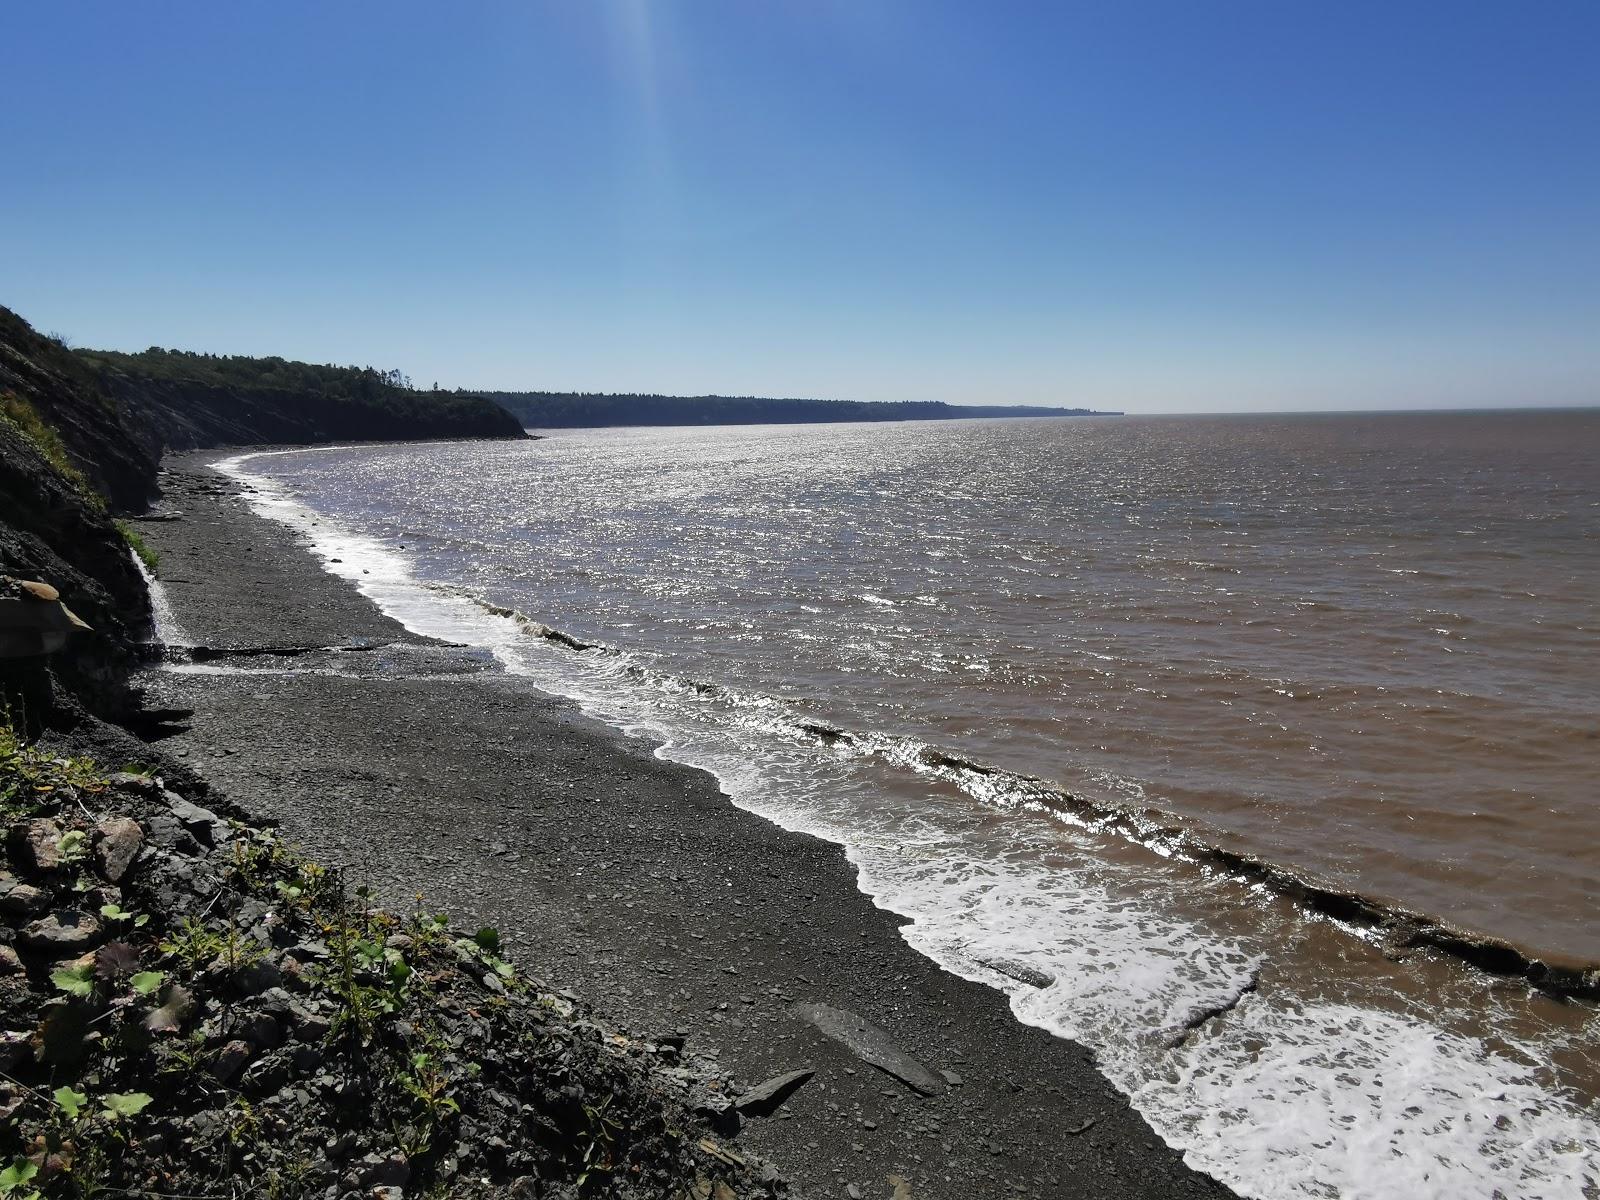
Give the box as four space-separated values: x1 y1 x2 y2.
4 2 1597 415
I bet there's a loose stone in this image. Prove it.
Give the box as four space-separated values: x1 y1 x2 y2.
93 816 144 882
21 909 104 953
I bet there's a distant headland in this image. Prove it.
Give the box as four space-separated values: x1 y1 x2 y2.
475 390 1121 428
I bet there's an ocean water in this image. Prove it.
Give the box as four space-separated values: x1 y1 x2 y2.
209 412 1599 1199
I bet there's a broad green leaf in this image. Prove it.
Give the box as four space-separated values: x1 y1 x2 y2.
50 963 95 998
53 1086 89 1118
0 1159 39 1187
56 829 87 858
100 1092 153 1120
130 971 165 996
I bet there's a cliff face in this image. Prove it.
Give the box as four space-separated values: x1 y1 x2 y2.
0 311 156 722
77 343 527 448
0 309 161 510
103 372 529 450
0 303 527 728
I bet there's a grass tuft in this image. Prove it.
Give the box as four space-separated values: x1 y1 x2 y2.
114 519 159 574
0 390 99 505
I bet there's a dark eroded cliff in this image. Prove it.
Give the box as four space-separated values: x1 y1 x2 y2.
0 303 526 727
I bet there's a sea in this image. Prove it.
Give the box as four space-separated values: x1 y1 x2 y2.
208 410 1600 1199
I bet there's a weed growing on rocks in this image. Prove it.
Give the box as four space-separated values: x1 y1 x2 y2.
112 520 159 575
0 729 105 821
0 719 789 1198
0 392 99 508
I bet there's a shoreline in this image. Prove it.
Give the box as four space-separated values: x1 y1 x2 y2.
200 441 1600 998
202 442 1600 998
136 450 1239 1198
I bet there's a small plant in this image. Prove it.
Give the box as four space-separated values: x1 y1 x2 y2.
319 873 414 1048
225 1096 259 1149
97 1092 154 1122
231 830 331 911
13 1084 152 1197
155 1030 209 1077
55 828 90 866
159 917 225 973
453 926 516 981
229 837 273 893
159 915 265 979
0 722 108 818
407 909 452 954
50 962 96 1000
114 520 159 574
51 943 162 1010
577 1094 623 1190
0 1159 41 1200
273 878 305 906
392 1050 460 1160
98 902 150 929
264 1159 314 1200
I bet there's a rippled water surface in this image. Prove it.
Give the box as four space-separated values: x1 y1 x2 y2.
221 411 1600 1200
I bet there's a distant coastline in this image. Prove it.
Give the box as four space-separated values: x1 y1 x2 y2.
476 389 1121 428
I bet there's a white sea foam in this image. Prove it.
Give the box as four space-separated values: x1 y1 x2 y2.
1150 1002 1600 1200
213 449 529 658
210 447 1600 1200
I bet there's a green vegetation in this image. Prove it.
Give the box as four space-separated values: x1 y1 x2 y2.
158 912 264 974
0 712 744 1198
0 727 145 1199
218 832 514 1168
0 723 107 821
78 345 417 402
112 519 158 574
0 720 496 1196
0 391 98 503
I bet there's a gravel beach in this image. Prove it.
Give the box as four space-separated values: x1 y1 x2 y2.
137 452 1238 1200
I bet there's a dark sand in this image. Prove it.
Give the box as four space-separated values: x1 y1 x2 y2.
137 454 1238 1200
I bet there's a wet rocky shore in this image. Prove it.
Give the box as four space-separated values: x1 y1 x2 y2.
113 453 1238 1200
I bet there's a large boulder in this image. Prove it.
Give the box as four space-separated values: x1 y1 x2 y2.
0 577 92 658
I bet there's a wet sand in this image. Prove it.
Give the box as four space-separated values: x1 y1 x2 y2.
136 453 1238 1200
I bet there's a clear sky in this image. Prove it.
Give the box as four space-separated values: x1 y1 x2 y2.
2 2 1596 413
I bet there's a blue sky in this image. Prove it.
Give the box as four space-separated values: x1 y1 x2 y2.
2 2 1596 412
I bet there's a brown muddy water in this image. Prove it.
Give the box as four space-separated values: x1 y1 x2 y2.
211 410 1599 1199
